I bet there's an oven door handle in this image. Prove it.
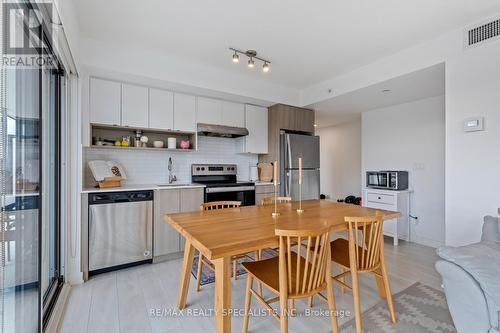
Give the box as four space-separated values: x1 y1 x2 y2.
205 186 256 193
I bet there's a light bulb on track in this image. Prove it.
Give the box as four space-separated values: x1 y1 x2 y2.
262 62 270 72
248 58 255 68
232 52 239 63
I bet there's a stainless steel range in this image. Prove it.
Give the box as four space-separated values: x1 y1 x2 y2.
192 164 255 206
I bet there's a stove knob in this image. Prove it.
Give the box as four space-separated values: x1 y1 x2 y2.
227 167 230 171
231 167 235 171
201 167 205 171
196 167 200 171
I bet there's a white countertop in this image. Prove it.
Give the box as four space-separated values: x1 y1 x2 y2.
363 188 413 194
82 181 274 193
81 183 205 193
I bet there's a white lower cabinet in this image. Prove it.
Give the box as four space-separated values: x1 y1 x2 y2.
153 187 203 258
363 189 410 246
179 188 204 250
154 189 180 257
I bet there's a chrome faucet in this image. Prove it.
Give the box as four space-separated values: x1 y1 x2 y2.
168 157 177 184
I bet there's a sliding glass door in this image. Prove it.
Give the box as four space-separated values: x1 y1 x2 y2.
40 55 63 328
1 1 65 331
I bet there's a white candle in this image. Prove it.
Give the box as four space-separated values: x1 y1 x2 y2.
273 161 278 186
298 157 302 185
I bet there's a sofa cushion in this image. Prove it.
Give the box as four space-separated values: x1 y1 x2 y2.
482 215 500 243
437 241 500 310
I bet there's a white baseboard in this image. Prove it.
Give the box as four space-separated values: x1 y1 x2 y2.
411 235 444 248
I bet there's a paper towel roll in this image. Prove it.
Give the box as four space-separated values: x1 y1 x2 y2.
167 137 177 149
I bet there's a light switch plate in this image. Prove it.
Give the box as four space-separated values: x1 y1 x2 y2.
463 117 484 132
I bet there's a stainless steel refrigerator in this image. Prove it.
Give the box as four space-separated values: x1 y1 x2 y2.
280 131 320 200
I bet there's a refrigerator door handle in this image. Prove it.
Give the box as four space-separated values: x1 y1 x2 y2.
284 171 287 196
286 171 291 197
287 134 292 170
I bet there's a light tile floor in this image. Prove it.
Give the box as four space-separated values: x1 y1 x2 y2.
60 239 442 333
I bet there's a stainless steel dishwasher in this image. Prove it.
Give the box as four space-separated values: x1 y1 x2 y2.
88 190 153 275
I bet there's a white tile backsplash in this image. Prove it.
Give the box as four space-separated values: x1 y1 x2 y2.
83 136 258 186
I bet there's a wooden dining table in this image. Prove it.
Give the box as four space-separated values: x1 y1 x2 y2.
165 200 401 333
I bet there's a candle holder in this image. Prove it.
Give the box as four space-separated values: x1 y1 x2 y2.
272 182 280 218
296 182 304 214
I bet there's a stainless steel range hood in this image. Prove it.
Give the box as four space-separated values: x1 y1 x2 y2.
197 123 249 138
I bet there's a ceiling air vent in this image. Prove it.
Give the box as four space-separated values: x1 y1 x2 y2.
465 18 500 48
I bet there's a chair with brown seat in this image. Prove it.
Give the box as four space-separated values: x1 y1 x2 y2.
195 201 262 291
242 225 339 333
329 216 396 333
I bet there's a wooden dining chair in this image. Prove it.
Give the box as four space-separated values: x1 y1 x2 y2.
242 226 339 333
196 201 262 291
329 216 396 333
260 196 292 205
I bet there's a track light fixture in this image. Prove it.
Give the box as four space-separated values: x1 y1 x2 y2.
229 48 271 73
232 51 239 63
262 62 269 72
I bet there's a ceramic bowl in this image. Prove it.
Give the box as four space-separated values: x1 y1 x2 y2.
153 140 164 148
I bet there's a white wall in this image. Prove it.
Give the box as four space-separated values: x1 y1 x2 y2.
80 37 300 106
53 0 80 68
445 40 500 246
301 14 500 246
362 95 445 247
83 136 258 187
317 118 361 201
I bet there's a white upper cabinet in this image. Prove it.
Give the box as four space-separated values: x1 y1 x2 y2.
121 84 149 128
89 78 121 126
222 101 245 127
244 105 268 154
87 77 267 146
149 88 174 130
197 97 222 124
173 93 196 132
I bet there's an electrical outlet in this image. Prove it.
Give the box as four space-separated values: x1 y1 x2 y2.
413 163 425 171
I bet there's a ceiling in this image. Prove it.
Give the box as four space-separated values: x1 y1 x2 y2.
75 0 500 89
311 63 445 128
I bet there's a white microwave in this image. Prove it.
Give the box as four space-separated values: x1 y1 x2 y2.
366 171 408 190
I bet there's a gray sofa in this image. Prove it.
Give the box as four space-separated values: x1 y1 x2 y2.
436 210 500 333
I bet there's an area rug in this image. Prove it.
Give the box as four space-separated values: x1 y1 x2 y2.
191 249 277 286
340 282 456 332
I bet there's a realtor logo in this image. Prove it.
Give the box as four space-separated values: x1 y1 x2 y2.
2 1 56 68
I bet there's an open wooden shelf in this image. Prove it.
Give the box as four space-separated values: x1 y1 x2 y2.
86 145 195 152
90 124 197 151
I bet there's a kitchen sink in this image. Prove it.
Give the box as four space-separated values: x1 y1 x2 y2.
156 183 197 187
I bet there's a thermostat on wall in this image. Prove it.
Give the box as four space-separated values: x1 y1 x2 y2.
463 117 484 132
